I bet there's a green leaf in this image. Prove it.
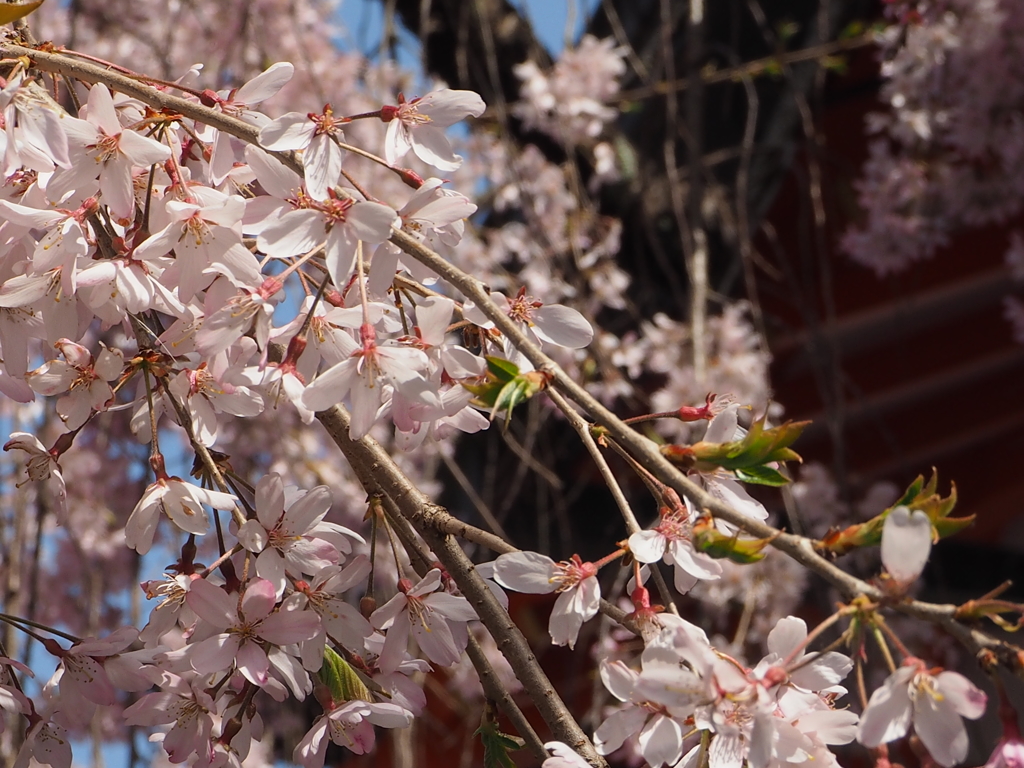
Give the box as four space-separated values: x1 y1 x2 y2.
735 465 790 487
462 358 551 427
688 415 808 472
475 715 522 768
318 646 370 705
486 356 520 382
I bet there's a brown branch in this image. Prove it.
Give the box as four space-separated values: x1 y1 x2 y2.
314 405 608 768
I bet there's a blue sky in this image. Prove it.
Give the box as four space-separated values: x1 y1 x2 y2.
338 0 602 62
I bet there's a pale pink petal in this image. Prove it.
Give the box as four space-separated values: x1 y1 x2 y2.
766 616 807 658
236 640 270 686
293 717 329 768
409 124 462 171
629 530 667 563
235 62 294 105
594 706 647 755
857 669 914 747
412 612 461 666
384 119 410 166
532 305 594 349
423 592 477 622
304 133 344 201
638 713 683 768
86 83 121 135
118 128 172 166
98 154 134 220
260 112 315 151
186 579 238 630
599 659 638 702
189 633 241 674
258 209 325 258
370 594 408 632
418 90 486 125
936 671 987 719
283 485 333 535
238 519 269 552
346 202 399 243
301 358 358 412
915 692 970 767
408 569 443 597
882 506 932 583
493 551 559 594
259 608 322 645
240 577 278 621
549 588 586 648
324 224 358 287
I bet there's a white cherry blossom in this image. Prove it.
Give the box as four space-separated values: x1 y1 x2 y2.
124 477 238 555
493 550 600 648
47 83 171 220
629 500 722 593
381 89 486 171
259 104 347 201
25 339 124 430
881 505 933 584
858 659 987 767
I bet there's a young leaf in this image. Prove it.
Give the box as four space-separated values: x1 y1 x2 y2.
318 646 370 704
475 710 522 768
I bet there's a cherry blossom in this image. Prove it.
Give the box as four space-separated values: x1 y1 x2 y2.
381 89 485 171
256 188 398 288
858 658 987 767
594 659 690 767
881 505 933 584
26 339 124 430
493 551 600 648
628 500 723 593
463 288 594 369
3 432 67 517
236 474 360 598
301 323 435 439
47 83 171 220
123 671 217 764
186 576 321 686
369 568 478 673
293 699 412 766
259 104 347 201
124 477 238 555
542 741 592 768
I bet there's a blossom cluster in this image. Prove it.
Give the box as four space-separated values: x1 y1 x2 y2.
0 7 1010 768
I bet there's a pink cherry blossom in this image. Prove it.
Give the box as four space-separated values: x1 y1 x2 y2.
493 551 600 648
123 671 217 764
370 568 478 674
186 576 321 686
236 474 358 598
25 339 124 430
293 700 412 767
